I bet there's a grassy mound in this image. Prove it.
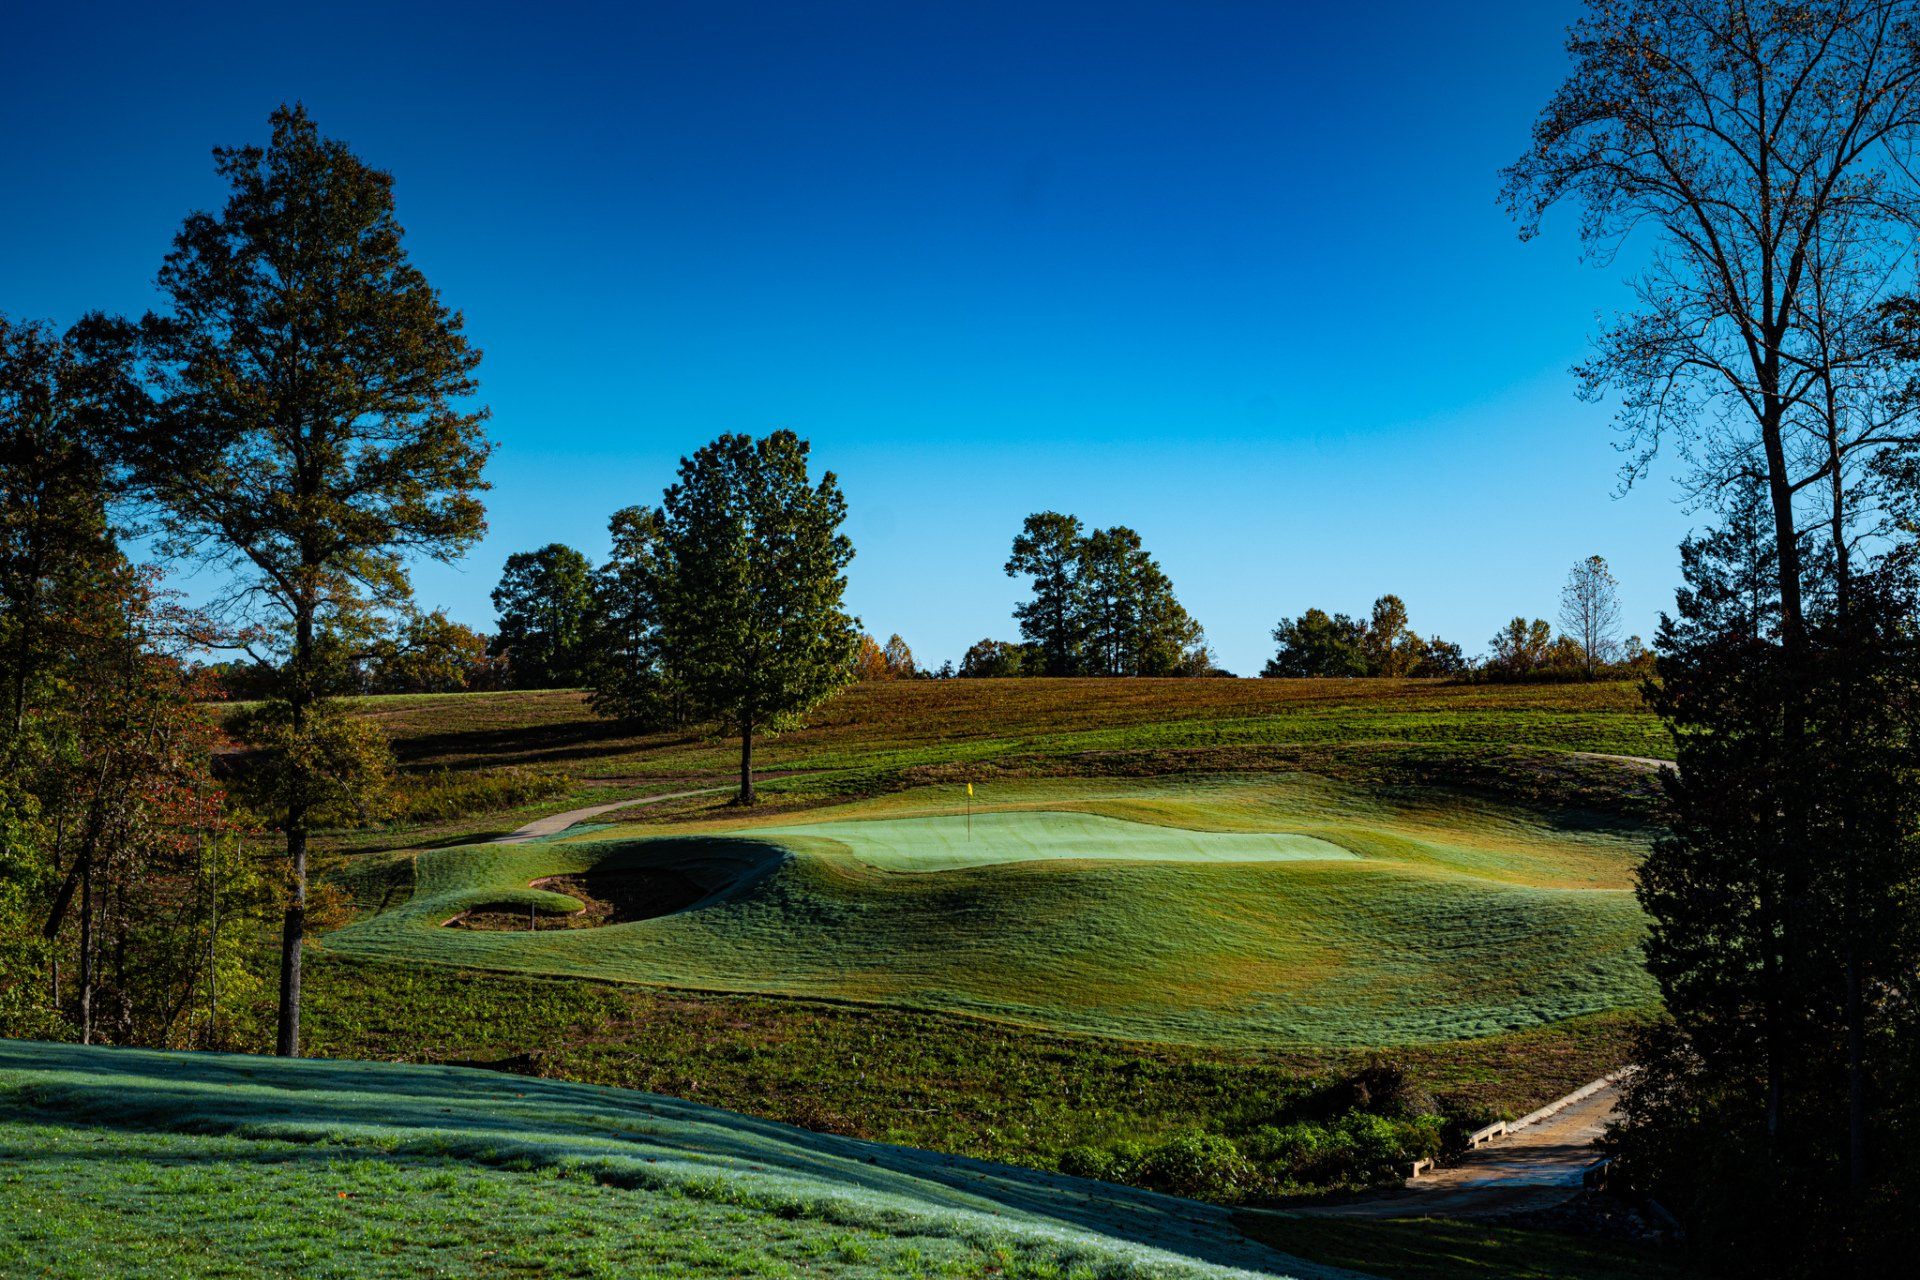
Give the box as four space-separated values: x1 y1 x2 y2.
0 1041 1344 1280
327 775 1655 1048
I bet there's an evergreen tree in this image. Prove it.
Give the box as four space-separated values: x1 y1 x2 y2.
617 431 859 805
119 105 490 1056
1005 512 1086 675
491 543 593 688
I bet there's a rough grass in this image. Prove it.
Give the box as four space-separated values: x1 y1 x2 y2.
239 678 1666 784
325 774 1657 1049
1233 1213 1698 1280
302 952 1645 1194
0 1040 1339 1280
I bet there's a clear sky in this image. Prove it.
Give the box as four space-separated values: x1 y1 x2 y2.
1 0 1695 675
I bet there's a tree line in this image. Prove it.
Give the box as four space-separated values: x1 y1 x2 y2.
0 108 862 1060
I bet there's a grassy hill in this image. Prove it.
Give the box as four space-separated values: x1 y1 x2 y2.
327 774 1656 1049
333 677 1667 786
0 1040 1344 1280
163 677 1676 1273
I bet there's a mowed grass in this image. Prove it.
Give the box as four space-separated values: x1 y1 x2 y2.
0 1041 1331 1280
292 678 1667 783
326 774 1656 1049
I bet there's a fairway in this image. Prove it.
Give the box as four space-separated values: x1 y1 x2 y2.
328 775 1656 1048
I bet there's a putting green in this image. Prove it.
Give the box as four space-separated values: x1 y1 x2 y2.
328 776 1656 1048
758 810 1356 871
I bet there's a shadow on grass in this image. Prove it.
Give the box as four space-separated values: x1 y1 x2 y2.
0 1041 1297 1277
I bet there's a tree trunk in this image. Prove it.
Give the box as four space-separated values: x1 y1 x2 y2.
276 604 314 1058
277 824 306 1057
738 713 755 806
1829 448 1866 1192
78 856 93 1046
1760 404 1804 1148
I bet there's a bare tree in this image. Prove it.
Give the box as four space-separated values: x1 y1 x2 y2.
1559 555 1622 675
1507 1 1920 1193
1502 0 1920 650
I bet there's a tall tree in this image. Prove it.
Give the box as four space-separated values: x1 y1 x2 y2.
1504 0 1920 651
0 317 127 735
121 104 490 1057
1559 555 1622 677
491 543 593 688
649 431 859 804
1511 3 1920 1251
1005 512 1086 676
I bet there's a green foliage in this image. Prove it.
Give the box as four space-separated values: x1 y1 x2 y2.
1006 511 1086 676
1620 563 1920 1273
960 637 1043 677
365 609 496 694
586 506 687 723
1006 514 1210 677
1361 595 1422 678
115 103 494 1053
600 431 861 802
227 699 395 830
491 543 594 689
127 103 492 692
1267 597 1467 680
1263 608 1368 678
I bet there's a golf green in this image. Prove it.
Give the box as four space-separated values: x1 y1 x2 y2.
328 777 1656 1048
758 809 1355 871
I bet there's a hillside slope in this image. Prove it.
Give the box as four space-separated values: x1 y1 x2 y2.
0 1040 1356 1280
327 775 1656 1048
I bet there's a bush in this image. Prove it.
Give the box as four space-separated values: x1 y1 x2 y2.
1132 1133 1261 1200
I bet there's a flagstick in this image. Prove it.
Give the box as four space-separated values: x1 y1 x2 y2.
967 786 972 841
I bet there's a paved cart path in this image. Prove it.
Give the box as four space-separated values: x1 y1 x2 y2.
493 787 732 843
1280 1078 1621 1220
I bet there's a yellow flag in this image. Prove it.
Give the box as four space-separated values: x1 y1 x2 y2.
966 783 974 796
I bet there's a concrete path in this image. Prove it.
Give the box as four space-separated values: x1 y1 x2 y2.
1571 751 1674 773
493 786 731 844
1283 1077 1622 1220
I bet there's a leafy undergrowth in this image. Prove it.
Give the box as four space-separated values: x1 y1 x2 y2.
303 953 1647 1204
0 1041 1329 1280
1233 1213 1699 1280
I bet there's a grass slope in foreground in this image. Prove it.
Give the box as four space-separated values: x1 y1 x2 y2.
328 774 1656 1049
0 1040 1351 1280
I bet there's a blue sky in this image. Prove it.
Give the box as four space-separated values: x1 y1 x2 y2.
1 1 1692 674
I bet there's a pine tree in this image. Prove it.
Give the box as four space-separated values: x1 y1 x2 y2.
121 105 490 1056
